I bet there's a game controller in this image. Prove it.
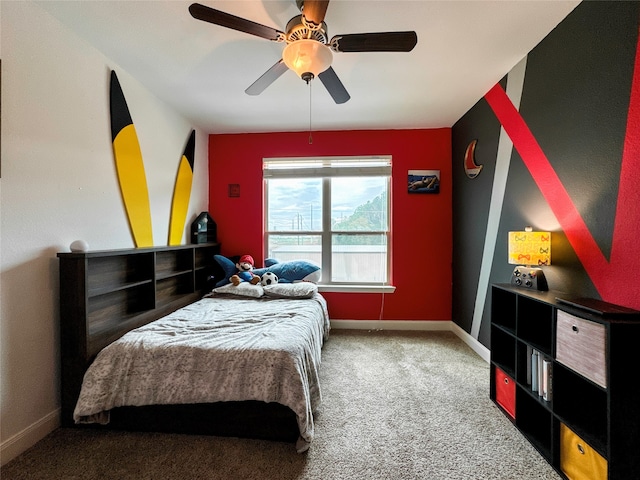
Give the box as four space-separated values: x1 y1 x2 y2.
510 266 548 291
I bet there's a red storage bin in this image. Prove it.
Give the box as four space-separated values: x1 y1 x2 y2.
495 367 516 419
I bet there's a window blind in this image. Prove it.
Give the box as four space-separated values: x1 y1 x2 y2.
263 156 392 178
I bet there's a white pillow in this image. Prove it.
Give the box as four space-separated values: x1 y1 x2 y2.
263 282 318 299
212 282 264 298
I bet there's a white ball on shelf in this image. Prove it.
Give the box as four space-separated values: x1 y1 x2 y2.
70 240 89 252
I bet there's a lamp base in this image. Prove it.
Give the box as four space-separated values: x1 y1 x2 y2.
510 266 548 291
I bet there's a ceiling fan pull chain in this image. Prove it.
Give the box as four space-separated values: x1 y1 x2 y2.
308 80 313 144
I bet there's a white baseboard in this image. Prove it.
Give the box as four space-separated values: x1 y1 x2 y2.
449 322 491 363
330 319 453 331
1 409 60 466
330 319 490 363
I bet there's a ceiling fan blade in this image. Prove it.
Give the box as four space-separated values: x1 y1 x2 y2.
245 60 289 96
189 3 284 42
330 31 417 53
318 67 350 104
301 0 330 28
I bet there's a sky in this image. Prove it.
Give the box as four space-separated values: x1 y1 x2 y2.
267 177 386 231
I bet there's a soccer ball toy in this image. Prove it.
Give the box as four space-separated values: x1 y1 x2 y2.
261 272 279 286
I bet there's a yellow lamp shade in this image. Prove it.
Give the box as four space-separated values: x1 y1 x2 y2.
508 231 551 266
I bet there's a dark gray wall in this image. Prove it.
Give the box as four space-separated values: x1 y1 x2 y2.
452 1 640 348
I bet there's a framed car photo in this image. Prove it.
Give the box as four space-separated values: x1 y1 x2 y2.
408 170 440 194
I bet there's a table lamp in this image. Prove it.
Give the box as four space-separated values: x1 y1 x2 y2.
508 228 551 290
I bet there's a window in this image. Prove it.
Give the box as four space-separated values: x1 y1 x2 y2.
264 156 391 286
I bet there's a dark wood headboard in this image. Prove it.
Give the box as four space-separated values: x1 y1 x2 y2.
57 243 220 425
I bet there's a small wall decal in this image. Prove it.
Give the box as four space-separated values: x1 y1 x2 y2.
408 170 440 194
228 184 240 197
464 139 483 178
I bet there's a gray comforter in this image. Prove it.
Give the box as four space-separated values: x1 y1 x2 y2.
74 293 330 452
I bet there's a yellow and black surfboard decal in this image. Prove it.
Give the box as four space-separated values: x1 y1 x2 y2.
110 71 154 247
168 130 196 245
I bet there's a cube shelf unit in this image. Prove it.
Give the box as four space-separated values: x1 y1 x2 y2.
58 243 220 425
490 284 640 479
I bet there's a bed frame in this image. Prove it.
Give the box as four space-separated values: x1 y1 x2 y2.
57 243 298 443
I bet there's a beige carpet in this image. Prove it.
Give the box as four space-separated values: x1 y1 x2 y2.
2 330 560 479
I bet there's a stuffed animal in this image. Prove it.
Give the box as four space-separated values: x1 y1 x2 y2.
230 254 261 286
253 259 321 284
213 255 322 287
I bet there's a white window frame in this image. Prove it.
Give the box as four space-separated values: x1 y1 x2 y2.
263 156 393 291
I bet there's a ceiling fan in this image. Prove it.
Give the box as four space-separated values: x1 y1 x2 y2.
189 1 418 104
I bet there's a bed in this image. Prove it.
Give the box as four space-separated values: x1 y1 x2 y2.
58 245 329 453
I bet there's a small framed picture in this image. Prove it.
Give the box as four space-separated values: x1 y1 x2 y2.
408 170 440 194
228 183 240 198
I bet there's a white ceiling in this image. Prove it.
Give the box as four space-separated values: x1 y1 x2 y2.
38 0 580 134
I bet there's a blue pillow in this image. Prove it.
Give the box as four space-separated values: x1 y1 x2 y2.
253 259 321 284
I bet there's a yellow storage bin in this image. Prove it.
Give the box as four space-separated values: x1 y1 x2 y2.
560 423 607 480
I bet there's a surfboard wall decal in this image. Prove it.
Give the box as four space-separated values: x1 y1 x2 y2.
168 130 196 245
110 70 154 247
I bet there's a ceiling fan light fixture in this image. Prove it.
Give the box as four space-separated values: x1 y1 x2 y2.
282 39 332 80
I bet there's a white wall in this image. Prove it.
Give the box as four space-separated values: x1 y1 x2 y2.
0 2 209 463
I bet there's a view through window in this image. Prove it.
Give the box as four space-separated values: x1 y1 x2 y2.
264 157 391 285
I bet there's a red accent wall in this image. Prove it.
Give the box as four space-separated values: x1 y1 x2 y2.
208 129 452 321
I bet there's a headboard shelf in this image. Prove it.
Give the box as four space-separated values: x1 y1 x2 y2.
157 269 194 280
86 253 154 294
58 242 220 425
88 279 154 298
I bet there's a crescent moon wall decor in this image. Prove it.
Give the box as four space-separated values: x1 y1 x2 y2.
168 130 196 245
110 70 154 247
464 139 483 178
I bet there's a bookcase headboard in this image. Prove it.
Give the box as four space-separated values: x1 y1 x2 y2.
57 243 220 425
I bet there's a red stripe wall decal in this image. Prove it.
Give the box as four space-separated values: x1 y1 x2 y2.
483 27 640 309
612 22 640 281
